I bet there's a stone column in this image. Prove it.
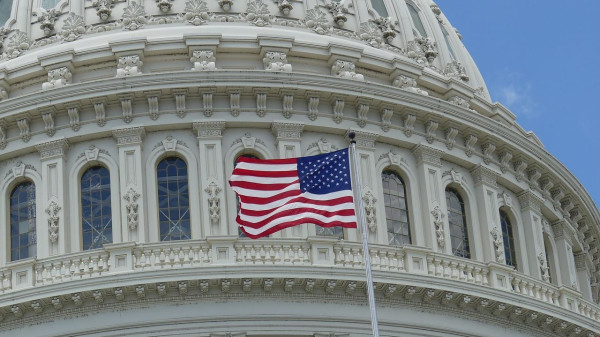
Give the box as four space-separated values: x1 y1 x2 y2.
36 139 69 257
574 253 594 301
272 121 305 238
552 220 579 289
194 121 227 237
471 165 500 263
517 191 546 279
347 130 380 244
412 144 446 254
113 127 146 243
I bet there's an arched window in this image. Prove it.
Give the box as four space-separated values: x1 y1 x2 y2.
41 0 60 9
382 170 411 245
81 166 112 250
234 154 260 238
440 25 457 60
371 0 389 17
499 210 517 268
10 182 36 261
445 188 470 258
407 2 427 37
157 157 190 241
0 0 13 26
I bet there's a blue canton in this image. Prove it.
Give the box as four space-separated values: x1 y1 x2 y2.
298 149 352 194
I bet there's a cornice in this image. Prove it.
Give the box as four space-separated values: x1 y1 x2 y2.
35 138 69 160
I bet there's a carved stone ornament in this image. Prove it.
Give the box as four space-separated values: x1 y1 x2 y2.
205 181 222 225
46 200 61 243
324 1 348 27
431 205 445 248
490 227 505 263
363 190 377 233
60 13 86 42
372 17 398 44
448 96 470 109
4 30 31 59
0 86 7 101
34 8 59 36
304 6 331 35
276 0 293 15
263 51 292 72
123 188 141 231
93 0 114 21
122 1 147 31
245 0 271 27
184 0 211 26
0 27 12 52
380 108 392 131
218 0 234 11
393 75 428 96
359 21 383 48
117 55 143 77
407 37 437 66
156 0 174 13
443 60 469 82
0 124 7 149
18 118 30 143
331 60 364 81
42 67 72 91
538 252 550 282
191 50 216 71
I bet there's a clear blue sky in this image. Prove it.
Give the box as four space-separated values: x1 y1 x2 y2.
435 1 600 209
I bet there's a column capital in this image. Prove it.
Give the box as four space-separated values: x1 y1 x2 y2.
36 138 69 160
412 144 443 167
193 121 226 139
112 126 145 146
346 129 379 150
271 121 304 141
517 190 543 214
471 165 499 188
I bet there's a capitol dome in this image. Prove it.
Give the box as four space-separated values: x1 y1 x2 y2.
0 0 598 336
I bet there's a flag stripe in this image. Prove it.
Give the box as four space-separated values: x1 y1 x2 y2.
240 194 355 213
239 215 356 238
229 168 299 178
230 180 300 191
239 201 357 223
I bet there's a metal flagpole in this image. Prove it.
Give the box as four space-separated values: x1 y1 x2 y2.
348 132 380 337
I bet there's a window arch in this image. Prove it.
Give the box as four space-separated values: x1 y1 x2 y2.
157 157 191 241
382 170 411 245
10 181 36 261
499 209 517 268
371 0 389 17
445 187 470 258
41 0 60 9
440 24 457 60
406 2 428 37
234 153 261 238
0 0 13 27
81 166 112 250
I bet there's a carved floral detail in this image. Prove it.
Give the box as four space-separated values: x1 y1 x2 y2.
372 17 397 44
156 0 174 13
407 37 437 66
276 0 293 15
538 253 550 282
60 13 86 42
443 60 469 82
122 1 147 31
218 0 234 11
35 8 60 36
117 55 143 77
490 227 505 263
4 30 31 59
393 75 428 96
431 206 445 248
245 0 271 27
331 60 364 81
123 188 141 230
42 67 72 90
191 50 216 71
359 22 383 48
324 1 348 27
304 6 331 35
263 51 292 72
184 0 211 25
46 200 61 243
93 0 114 21
205 181 222 225
363 190 377 233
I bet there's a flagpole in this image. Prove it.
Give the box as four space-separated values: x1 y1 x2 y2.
348 132 380 337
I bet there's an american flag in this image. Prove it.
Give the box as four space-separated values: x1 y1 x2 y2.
229 148 358 239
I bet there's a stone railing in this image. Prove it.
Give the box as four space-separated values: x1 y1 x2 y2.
0 238 597 324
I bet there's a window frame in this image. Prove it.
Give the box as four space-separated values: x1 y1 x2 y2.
499 208 518 269
405 0 429 38
381 169 411 246
9 181 37 261
445 187 471 259
156 156 192 242
80 165 113 251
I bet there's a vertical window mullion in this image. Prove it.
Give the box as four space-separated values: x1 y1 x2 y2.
81 166 112 250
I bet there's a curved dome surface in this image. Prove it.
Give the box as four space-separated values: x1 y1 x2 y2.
0 0 598 336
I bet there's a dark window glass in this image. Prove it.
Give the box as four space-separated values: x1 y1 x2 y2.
10 182 36 261
441 25 457 60
0 0 13 27
234 154 260 238
42 0 60 9
407 2 427 37
446 188 470 258
544 243 553 284
371 0 388 17
157 157 191 241
382 171 411 245
81 166 112 250
500 210 517 268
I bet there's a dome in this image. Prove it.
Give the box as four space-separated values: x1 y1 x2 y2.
0 0 598 336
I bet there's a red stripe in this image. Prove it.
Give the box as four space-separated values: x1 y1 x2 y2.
238 189 302 205
230 180 300 191
237 208 356 229
239 195 356 216
236 157 297 165
231 168 298 178
240 219 357 239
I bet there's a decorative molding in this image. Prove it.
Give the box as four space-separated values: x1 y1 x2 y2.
393 75 428 96
17 118 30 143
425 120 438 144
174 91 187 118
191 50 216 71
117 55 143 77
324 1 348 27
404 114 416 137
184 0 211 25
359 21 383 48
94 102 107 127
194 121 226 139
431 205 445 248
147 95 159 121
203 92 214 117
229 91 240 117
464 134 478 157
42 111 55 137
304 6 331 35
36 139 69 160
263 51 291 72
205 181 222 226
112 127 145 146
471 165 498 188
92 0 114 21
448 96 470 109
372 17 398 44
282 94 293 119
122 1 147 31
307 96 319 121
245 0 271 27
517 191 542 214
42 67 72 90
4 30 31 59
256 92 267 117
123 188 141 230
156 0 174 13
46 200 61 243
482 142 496 165
378 150 405 166
538 253 550 282
443 60 469 82
67 106 80 131
412 144 443 167
346 129 378 150
498 151 513 174
356 102 369 128
445 127 458 150
490 227 505 263
363 190 377 233
272 121 304 141
121 98 133 123
331 60 364 81
307 138 338 154
498 191 513 208
513 158 528 182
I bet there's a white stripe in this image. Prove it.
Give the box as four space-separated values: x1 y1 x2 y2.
239 201 356 222
240 213 357 236
241 190 355 210
231 182 301 198
234 162 297 172
229 175 298 184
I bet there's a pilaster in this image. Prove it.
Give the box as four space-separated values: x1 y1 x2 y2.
113 127 146 243
574 253 593 301
35 139 69 257
194 121 226 236
552 219 579 289
412 144 446 253
517 190 545 279
272 121 305 238
471 165 499 264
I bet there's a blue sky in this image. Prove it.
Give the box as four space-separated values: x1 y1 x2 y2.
435 1 600 208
